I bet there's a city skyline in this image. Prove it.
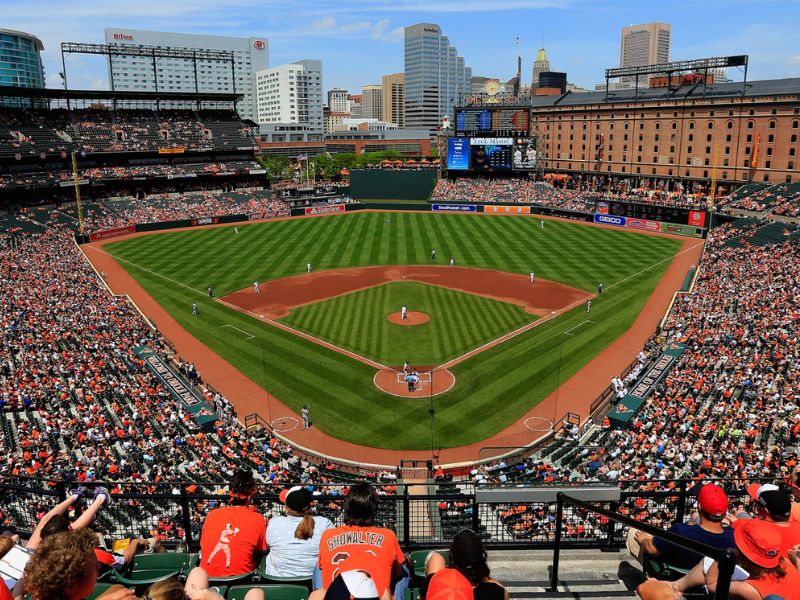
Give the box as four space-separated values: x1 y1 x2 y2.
2 0 800 96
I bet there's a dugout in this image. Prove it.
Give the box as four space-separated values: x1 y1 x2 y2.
349 169 437 201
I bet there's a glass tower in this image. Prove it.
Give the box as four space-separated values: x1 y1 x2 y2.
0 29 45 89
404 23 471 132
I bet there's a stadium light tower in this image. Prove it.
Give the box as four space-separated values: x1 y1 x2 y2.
71 150 84 235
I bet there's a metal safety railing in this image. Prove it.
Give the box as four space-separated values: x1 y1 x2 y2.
552 492 736 598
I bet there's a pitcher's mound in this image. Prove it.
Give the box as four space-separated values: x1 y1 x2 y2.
387 311 430 326
374 367 455 398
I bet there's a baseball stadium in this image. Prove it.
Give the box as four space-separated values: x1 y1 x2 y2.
1 47 800 600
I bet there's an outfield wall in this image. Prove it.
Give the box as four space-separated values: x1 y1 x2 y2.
349 169 438 200
76 200 705 245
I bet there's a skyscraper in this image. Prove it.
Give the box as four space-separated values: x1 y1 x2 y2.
327 88 349 112
103 28 268 122
404 23 472 131
362 85 383 120
531 46 550 90
381 73 404 128
0 29 45 90
255 60 323 133
619 22 671 85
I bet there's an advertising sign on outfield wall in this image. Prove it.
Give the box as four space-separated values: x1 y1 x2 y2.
625 218 661 232
594 213 626 227
89 225 136 242
660 222 704 237
305 205 346 216
432 204 477 212
483 205 531 214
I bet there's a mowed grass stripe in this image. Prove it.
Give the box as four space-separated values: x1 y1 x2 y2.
106 211 684 449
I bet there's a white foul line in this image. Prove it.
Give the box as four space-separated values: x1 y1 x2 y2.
86 245 207 296
564 320 596 336
605 241 703 291
221 324 255 340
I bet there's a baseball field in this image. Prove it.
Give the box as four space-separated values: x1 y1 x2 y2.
98 211 684 450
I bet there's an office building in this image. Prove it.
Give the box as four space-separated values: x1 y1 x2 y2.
0 29 45 90
362 85 383 120
103 28 268 122
327 88 349 112
382 73 405 128
619 22 670 85
531 46 550 90
255 60 323 136
538 71 567 94
348 94 363 118
524 77 800 184
404 23 472 131
324 108 350 134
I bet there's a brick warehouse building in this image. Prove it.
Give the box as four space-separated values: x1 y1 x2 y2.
518 78 800 184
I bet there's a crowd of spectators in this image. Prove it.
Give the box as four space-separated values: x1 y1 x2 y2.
463 218 799 544
0 225 399 542
0 107 255 158
0 161 263 190
429 178 713 211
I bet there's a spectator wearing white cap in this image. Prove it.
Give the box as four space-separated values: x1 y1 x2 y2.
745 483 800 559
263 486 333 580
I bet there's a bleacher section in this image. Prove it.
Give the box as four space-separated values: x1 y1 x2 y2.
0 106 255 157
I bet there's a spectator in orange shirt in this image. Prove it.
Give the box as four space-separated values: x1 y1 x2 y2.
200 470 267 578
318 482 409 598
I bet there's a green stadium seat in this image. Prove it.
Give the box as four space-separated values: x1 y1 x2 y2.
84 582 116 600
207 571 258 588
409 549 449 577
113 552 190 586
226 584 309 600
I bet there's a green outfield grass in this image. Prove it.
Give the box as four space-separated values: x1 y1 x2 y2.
104 211 685 450
281 281 536 365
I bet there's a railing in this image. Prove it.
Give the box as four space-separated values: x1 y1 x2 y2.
552 492 736 598
0 477 774 555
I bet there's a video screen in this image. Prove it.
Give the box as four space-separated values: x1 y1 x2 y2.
469 137 512 171
512 137 537 170
447 137 470 170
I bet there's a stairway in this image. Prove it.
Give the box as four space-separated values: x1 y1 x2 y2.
488 548 640 599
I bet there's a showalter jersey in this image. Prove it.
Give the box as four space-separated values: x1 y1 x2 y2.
319 525 405 594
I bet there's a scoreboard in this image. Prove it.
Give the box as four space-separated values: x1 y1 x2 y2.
455 107 530 135
598 200 708 228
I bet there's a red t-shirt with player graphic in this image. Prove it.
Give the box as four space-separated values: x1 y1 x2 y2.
318 525 405 595
200 505 267 577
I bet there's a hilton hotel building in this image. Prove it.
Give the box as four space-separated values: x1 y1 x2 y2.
103 28 269 122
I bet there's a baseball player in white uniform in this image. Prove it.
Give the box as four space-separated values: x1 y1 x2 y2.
530 271 535 284
253 281 260 294
307 262 312 273
586 299 592 313
191 302 198 316
449 256 455 267
234 227 239 235
401 305 408 320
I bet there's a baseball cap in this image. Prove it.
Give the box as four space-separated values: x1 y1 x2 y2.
747 483 780 501
324 570 380 600
426 568 474 600
279 486 312 512
697 484 729 517
733 519 782 568
747 484 791 518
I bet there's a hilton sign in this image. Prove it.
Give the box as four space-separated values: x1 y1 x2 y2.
112 33 134 41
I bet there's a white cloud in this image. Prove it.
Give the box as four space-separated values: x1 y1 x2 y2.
311 16 337 30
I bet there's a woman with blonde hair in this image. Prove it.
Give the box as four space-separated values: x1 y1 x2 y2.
263 486 333 580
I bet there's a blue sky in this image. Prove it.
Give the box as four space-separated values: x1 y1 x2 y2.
2 0 799 93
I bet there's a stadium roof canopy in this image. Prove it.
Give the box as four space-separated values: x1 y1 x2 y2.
528 78 800 108
0 85 243 102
